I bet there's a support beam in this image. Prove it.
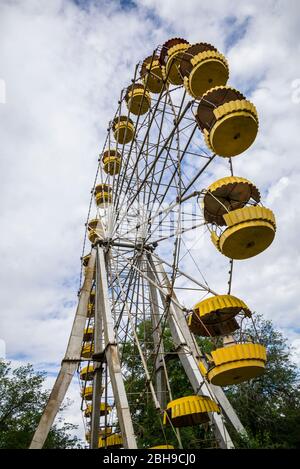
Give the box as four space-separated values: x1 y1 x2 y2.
147 260 168 410
147 258 184 449
148 255 246 449
30 249 96 449
90 249 104 449
96 246 137 449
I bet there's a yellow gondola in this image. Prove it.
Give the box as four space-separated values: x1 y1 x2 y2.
81 343 94 359
84 403 112 418
188 294 250 337
80 364 94 381
125 83 151 116
87 292 95 317
98 433 123 449
149 445 174 449
180 43 229 99
102 149 122 175
87 302 95 318
203 176 261 226
159 38 190 85
202 343 267 386
163 395 219 427
94 184 112 208
99 428 112 437
81 386 93 401
87 219 99 243
140 55 164 94
83 326 94 342
211 206 276 259
196 85 259 157
112 116 135 144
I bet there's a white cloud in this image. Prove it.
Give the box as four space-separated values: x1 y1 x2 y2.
1 0 299 444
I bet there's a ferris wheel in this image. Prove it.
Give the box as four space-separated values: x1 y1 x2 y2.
30 38 276 450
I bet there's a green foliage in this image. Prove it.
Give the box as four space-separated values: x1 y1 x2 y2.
0 361 81 449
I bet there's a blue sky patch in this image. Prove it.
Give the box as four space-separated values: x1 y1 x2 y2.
73 0 136 11
224 15 252 51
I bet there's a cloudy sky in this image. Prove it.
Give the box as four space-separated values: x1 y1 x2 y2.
1 0 300 442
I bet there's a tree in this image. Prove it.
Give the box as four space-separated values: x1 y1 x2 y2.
121 316 300 449
0 361 81 449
